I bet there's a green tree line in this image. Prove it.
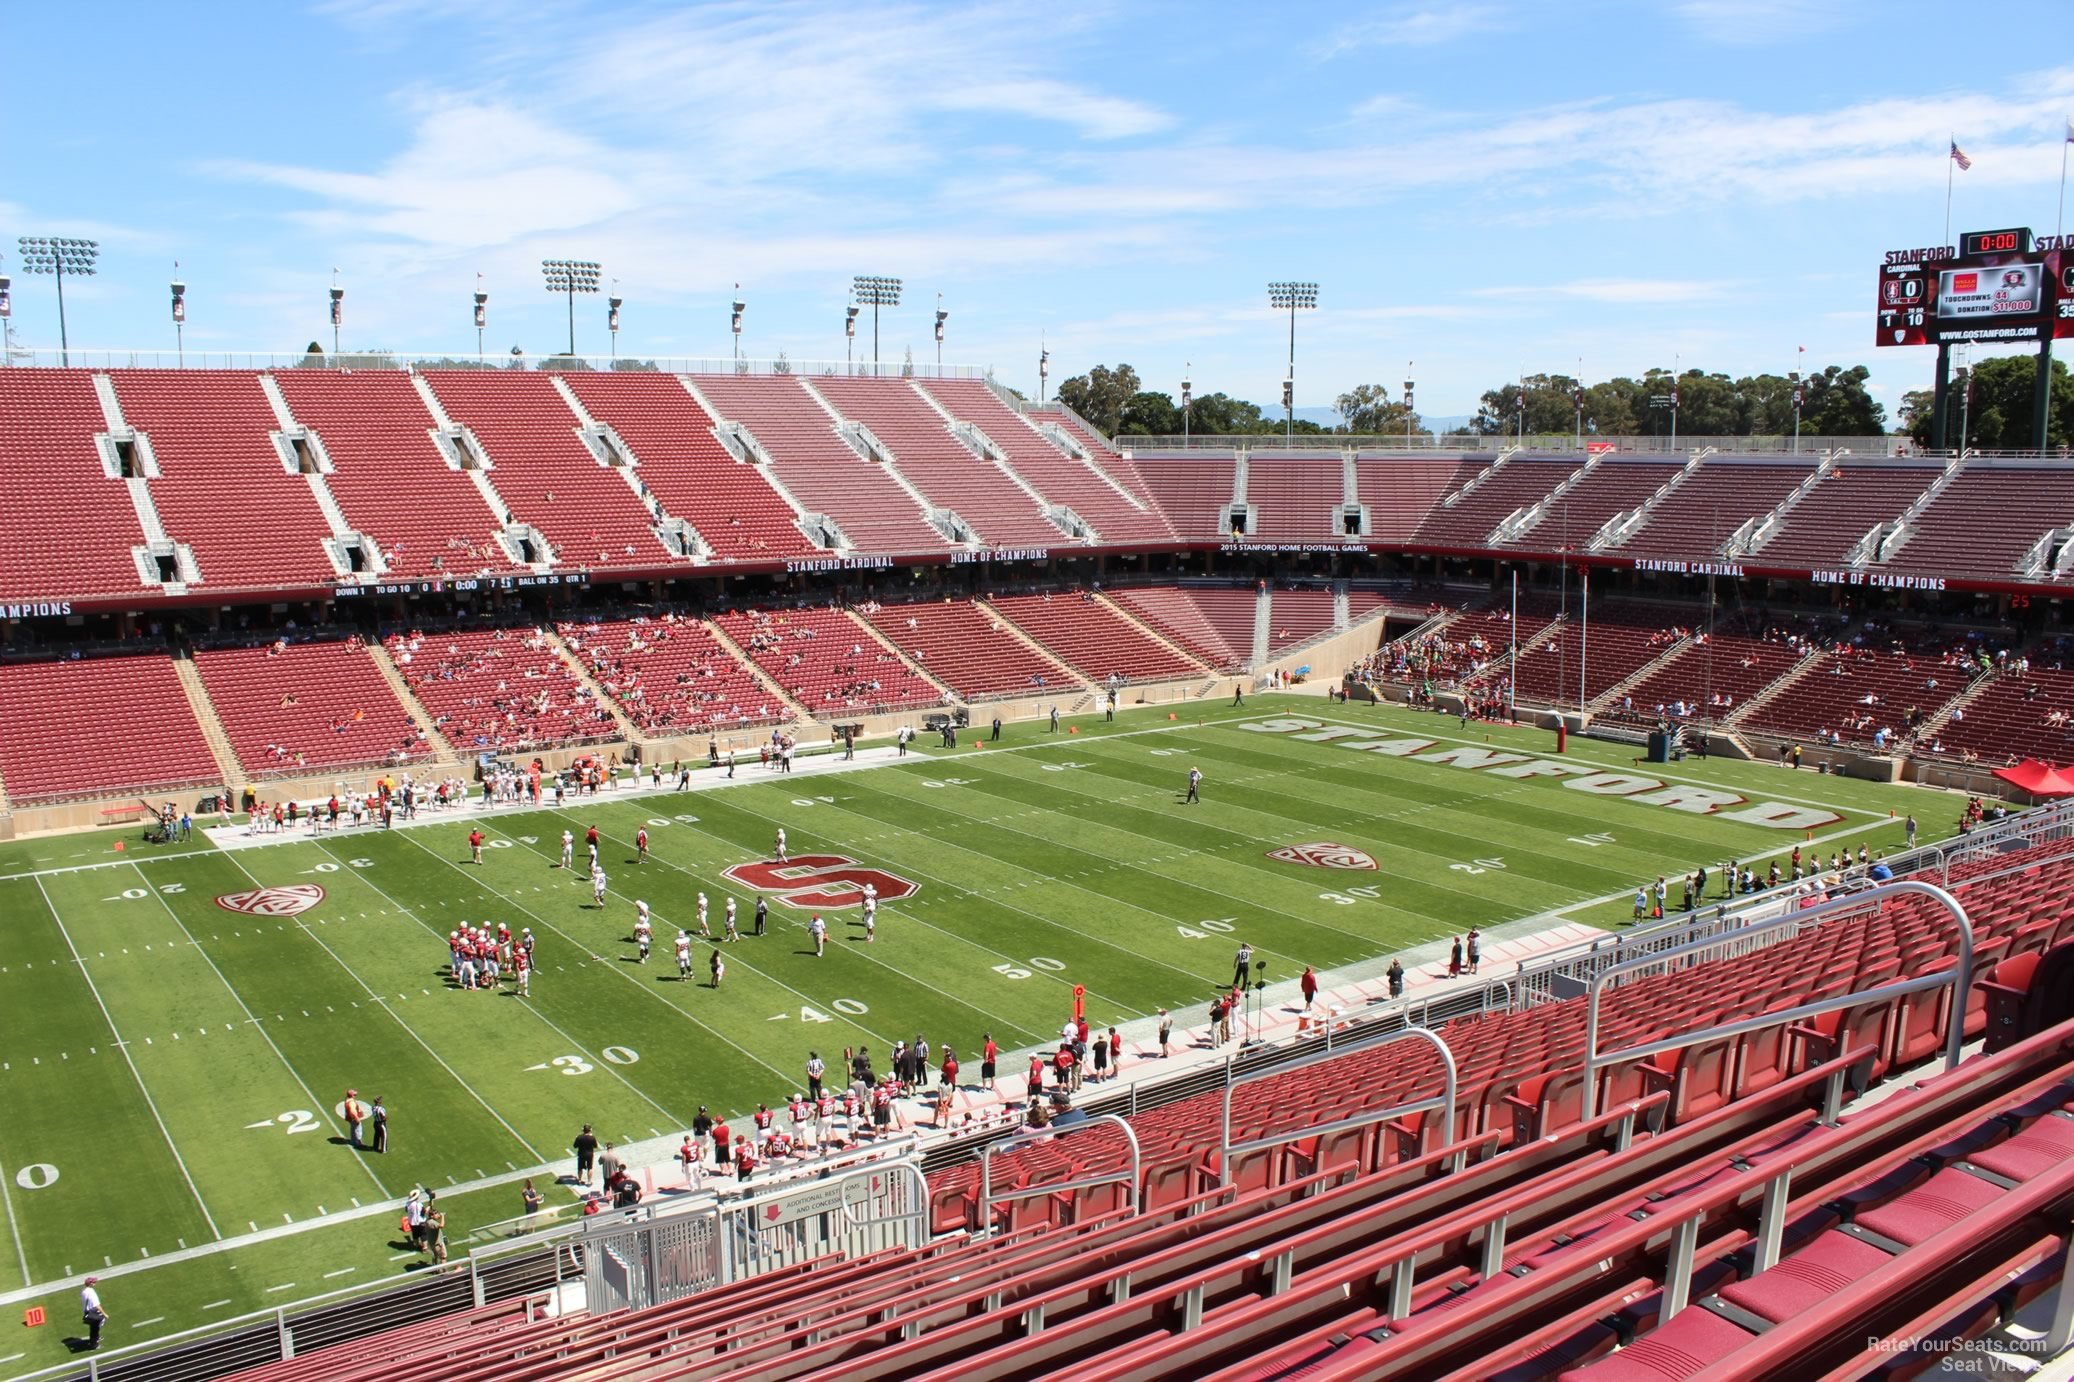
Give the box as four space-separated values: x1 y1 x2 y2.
1056 360 1891 439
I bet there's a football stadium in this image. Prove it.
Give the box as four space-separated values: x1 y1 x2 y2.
7 8 2074 1380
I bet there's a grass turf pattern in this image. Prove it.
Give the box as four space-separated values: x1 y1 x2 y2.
0 694 1930 1371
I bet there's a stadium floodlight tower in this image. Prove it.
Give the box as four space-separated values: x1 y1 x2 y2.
845 304 859 369
851 274 902 374
329 270 344 358
731 285 745 365
1405 362 1416 446
1267 280 1317 442
1181 366 1193 444
18 236 98 367
607 284 623 357
474 274 489 361
171 264 187 365
540 258 602 358
934 293 947 368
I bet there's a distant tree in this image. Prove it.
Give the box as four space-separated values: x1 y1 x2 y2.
1797 364 1886 436
1953 355 2073 450
1899 388 1937 447
772 351 792 375
1117 390 1181 435
609 357 660 372
1187 391 1262 435
299 342 326 368
1056 363 1142 435
1334 383 1423 436
540 354 593 372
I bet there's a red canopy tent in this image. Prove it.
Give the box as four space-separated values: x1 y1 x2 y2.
1992 758 2074 799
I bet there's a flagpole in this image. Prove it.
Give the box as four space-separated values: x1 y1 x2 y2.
2059 124 2069 244
1945 134 1955 249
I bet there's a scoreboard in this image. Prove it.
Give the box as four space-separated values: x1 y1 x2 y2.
1876 227 2074 347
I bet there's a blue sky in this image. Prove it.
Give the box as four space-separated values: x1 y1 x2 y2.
6 0 2072 420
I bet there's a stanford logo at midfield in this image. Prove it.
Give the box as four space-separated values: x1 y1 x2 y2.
723 855 918 909
1267 842 1378 871
215 884 327 917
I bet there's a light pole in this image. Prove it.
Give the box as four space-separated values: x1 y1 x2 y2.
1182 366 1192 445
852 275 901 374
473 275 488 363
1515 383 1527 445
171 264 187 365
731 284 745 366
1670 353 1681 452
845 305 858 369
18 236 98 367
0 257 12 365
1957 347 1974 453
1404 362 1416 446
1038 342 1049 403
607 286 622 358
933 294 947 369
328 272 344 359
540 258 601 358
1790 344 1805 454
1574 357 1584 451
1267 280 1317 443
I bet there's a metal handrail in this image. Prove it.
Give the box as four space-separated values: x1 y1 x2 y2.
1220 1025 1461 1186
1579 880 1974 1120
979 1114 1142 1225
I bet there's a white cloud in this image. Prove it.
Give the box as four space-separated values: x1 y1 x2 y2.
1477 279 1732 305
1322 5 1506 56
1674 0 1846 45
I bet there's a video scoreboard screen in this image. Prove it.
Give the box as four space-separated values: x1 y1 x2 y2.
1876 227 2074 347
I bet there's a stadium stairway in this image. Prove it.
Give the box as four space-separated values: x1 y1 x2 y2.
172 645 248 787
1722 640 1827 734
846 605 961 705
1588 634 1693 714
367 641 460 761
1090 591 1219 680
540 625 661 744
697 616 818 725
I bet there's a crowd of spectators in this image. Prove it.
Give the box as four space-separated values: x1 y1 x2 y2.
385 626 616 751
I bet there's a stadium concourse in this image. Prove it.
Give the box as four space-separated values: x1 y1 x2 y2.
9 362 2074 1381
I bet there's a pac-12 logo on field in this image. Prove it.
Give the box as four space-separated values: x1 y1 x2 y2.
1266 842 1377 871
722 855 918 909
215 884 327 916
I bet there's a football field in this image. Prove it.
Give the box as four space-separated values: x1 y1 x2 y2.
0 694 1930 1373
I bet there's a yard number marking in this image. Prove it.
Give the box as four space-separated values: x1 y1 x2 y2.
1176 917 1237 939
525 1055 593 1076
245 1111 320 1135
1450 857 1507 876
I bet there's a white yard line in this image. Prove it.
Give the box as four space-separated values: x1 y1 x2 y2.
210 850 547 1165
0 1126 29 1289
32 877 223 1242
124 863 393 1203
302 836 686 1133
386 828 800 1091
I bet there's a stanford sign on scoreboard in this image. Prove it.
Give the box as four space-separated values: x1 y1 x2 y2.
1877 226 2074 347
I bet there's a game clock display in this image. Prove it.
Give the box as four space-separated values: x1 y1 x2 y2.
1876 227 2070 346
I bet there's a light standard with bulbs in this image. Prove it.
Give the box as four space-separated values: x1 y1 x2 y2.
933 294 947 368
473 275 488 362
851 275 902 374
845 305 859 369
731 285 745 366
18 236 99 367
1266 280 1317 443
1182 367 1193 445
328 272 344 360
540 258 602 358
607 287 622 358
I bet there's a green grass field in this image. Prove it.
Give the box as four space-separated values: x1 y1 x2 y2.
0 693 1938 1374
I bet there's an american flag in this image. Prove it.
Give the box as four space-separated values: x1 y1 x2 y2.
1950 140 1972 170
